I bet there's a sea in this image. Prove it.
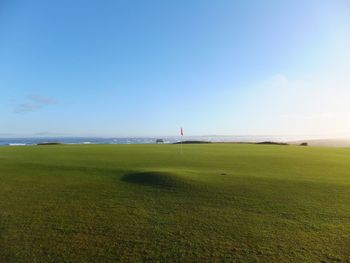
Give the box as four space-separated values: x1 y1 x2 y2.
0 135 321 146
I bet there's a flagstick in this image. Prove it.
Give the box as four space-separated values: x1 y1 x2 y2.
181 134 183 154
180 127 183 154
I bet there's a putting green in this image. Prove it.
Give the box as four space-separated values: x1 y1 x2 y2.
0 144 349 262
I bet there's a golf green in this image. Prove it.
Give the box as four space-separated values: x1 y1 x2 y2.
0 144 349 262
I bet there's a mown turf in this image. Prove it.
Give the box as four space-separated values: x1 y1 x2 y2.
0 144 349 262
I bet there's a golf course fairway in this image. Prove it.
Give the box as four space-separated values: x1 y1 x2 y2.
0 144 349 262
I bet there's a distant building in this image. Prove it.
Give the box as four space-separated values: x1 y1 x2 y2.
156 139 164 144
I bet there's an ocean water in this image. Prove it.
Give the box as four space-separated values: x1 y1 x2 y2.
0 135 317 146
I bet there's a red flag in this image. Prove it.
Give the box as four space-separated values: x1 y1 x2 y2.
180 127 183 136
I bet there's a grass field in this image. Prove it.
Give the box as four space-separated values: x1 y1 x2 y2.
0 144 349 262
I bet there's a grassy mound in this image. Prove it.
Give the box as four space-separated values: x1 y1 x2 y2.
122 171 187 188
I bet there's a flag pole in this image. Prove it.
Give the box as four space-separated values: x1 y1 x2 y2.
180 127 183 154
181 135 182 155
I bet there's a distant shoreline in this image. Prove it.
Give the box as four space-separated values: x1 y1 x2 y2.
1 136 350 147
2 141 350 148
287 138 350 147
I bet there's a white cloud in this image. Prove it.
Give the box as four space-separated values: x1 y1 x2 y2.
15 95 58 113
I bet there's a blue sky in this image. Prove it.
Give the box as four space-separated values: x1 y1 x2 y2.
1 0 349 137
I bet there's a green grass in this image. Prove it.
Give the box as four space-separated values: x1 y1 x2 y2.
0 144 350 262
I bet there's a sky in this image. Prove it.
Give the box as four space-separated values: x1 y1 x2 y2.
0 0 349 137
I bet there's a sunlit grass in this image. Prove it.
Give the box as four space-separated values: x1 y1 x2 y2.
0 144 349 262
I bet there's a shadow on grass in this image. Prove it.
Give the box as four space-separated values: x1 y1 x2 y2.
121 171 188 189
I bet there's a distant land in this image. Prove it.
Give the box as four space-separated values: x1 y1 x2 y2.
289 138 350 147
1 136 350 147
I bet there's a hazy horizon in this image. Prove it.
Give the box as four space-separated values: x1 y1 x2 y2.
1 133 350 140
